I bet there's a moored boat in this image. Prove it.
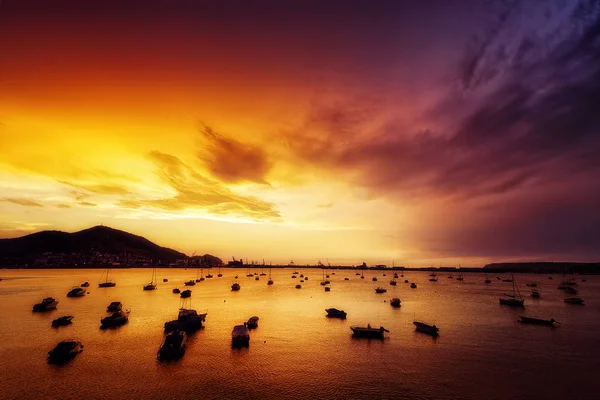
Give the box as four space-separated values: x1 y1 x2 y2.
232 325 250 347
390 298 401 308
33 297 58 312
564 297 584 304
52 315 74 327
157 330 187 361
324 286 331 291
98 268 116 287
106 301 122 312
499 274 524 307
231 282 241 291
350 324 389 339
67 287 86 297
172 288 180 294
375 287 387 293
413 321 439 336
180 289 192 298
518 316 558 326
531 288 541 298
100 310 130 328
245 316 259 329
48 340 83 364
410 282 416 288
184 280 196 286
325 308 347 319
295 284 302 289
143 268 158 290
164 308 207 333
80 281 90 287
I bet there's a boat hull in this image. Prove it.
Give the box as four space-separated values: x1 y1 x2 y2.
518 316 557 326
413 321 439 336
499 298 525 307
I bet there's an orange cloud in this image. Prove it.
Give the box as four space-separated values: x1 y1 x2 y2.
1 198 43 207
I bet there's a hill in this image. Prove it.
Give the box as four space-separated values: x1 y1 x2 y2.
483 262 600 274
0 225 195 266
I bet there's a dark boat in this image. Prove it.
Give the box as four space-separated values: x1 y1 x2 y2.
52 315 74 327
33 297 58 312
410 282 417 288
413 321 439 336
184 280 196 286
143 268 157 290
157 330 187 361
232 325 250 347
231 282 241 291
325 308 347 319
518 316 558 326
163 278 169 282
324 286 331 291
525 283 537 287
106 301 122 312
375 287 387 293
48 340 83 364
350 325 389 339
164 308 207 333
564 287 579 294
180 289 192 298
372 277 378 282
245 316 259 329
67 287 86 297
98 268 116 287
564 297 585 304
295 284 302 289
344 277 350 280
499 274 524 307
172 288 181 294
100 310 130 328
80 282 90 287
390 279 397 286
390 298 401 308
531 288 541 298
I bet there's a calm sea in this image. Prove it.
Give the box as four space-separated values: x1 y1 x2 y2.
0 268 598 400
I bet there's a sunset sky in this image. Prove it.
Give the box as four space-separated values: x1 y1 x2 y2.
1 0 600 266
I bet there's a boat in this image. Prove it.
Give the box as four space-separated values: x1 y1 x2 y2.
67 287 86 297
372 277 378 282
172 288 181 294
180 289 192 298
267 267 274 285
410 282 417 288
413 321 439 336
344 277 350 280
107 301 122 312
163 278 168 282
429 276 438 282
393 273 399 278
564 297 585 304
518 316 559 326
525 283 537 287
232 325 250 347
350 324 389 339
143 268 157 290
47 340 83 364
98 268 116 287
100 310 130 328
295 284 302 289
502 278 513 283
324 286 331 291
325 308 347 319
206 272 213 278
531 288 541 298
231 282 241 291
184 280 196 286
375 287 387 293
80 281 90 287
217 267 223 277
292 275 297 279
245 316 259 329
564 286 579 294
255 276 260 281
499 274 524 307
447 275 454 279
33 297 58 312
52 316 74 327
164 308 207 333
390 298 401 308
157 330 187 361
456 274 464 281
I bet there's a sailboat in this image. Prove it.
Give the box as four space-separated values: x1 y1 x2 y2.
217 267 223 278
267 267 274 285
499 274 524 307
143 268 157 290
196 268 204 282
98 268 116 287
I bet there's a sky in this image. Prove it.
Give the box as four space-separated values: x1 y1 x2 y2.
1 0 600 266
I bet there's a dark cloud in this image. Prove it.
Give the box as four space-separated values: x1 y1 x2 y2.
197 125 272 184
1 198 43 207
118 151 281 221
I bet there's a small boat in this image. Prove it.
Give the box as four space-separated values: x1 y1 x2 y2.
180 289 192 298
525 283 537 287
98 268 116 287
356 272 361 276
164 309 207 333
245 316 259 329
267 268 274 285
531 288 540 298
565 287 579 294
292 275 297 279
295 284 302 289
143 268 158 290
518 316 558 326
344 277 350 280
163 278 169 282
390 298 401 308
502 278 513 283
304 276 309 280
324 286 331 291
350 325 389 339
100 310 130 328
206 273 213 278
299 274 304 277
255 276 260 281
106 302 122 312
33 297 58 312
375 287 387 293
67 287 86 297
429 276 438 282
410 283 417 288
48 340 83 364
80 282 90 287
499 274 524 307
393 273 399 278
231 282 241 291
372 277 378 282
413 321 439 336
157 330 187 361
325 308 347 319
405 280 410 284
564 297 584 304
172 288 181 294
448 275 454 279
184 280 196 286
52 316 74 327
456 274 464 281
389 279 397 285
232 325 250 347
